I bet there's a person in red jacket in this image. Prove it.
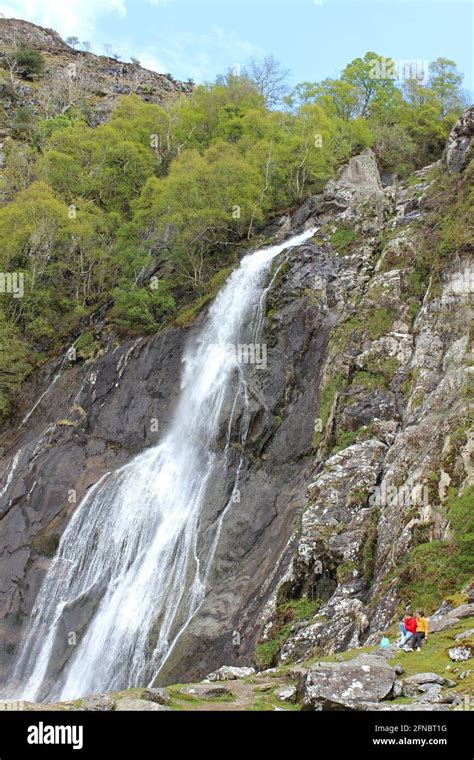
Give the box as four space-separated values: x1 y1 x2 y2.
398 611 417 648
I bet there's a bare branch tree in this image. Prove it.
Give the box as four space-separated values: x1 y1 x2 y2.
36 57 93 118
244 55 290 108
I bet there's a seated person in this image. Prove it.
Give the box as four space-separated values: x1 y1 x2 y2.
399 611 417 648
411 611 429 650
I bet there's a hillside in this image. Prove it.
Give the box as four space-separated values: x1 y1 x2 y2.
0 17 192 141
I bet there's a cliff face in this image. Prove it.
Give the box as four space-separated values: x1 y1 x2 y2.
0 108 472 691
258 145 473 665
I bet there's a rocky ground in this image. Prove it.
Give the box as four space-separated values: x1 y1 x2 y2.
1 601 471 711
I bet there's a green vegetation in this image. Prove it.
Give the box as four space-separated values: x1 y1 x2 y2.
351 369 386 390
0 50 467 421
366 308 397 339
330 227 359 255
388 616 474 696
8 45 45 79
397 486 474 611
255 597 320 669
364 356 399 384
336 560 357 583
362 511 379 582
312 371 347 447
405 168 474 304
333 428 359 452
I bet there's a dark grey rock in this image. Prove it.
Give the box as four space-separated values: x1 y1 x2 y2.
141 687 171 705
446 106 474 173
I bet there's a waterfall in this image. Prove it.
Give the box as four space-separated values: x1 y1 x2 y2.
5 228 315 702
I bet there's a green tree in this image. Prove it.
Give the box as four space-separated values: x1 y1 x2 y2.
428 57 465 116
66 36 80 49
12 45 45 79
341 52 398 117
0 315 32 420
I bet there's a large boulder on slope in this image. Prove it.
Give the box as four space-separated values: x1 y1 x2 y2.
205 665 255 681
303 654 395 709
141 687 171 705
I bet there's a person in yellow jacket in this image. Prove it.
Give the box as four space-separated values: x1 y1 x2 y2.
410 611 429 650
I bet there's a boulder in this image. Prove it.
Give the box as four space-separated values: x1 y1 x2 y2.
179 684 232 699
428 604 474 633
274 686 297 703
357 702 451 711
206 666 255 681
303 655 395 709
79 694 115 711
450 604 474 619
403 672 455 687
448 646 472 662
414 684 443 703
455 628 474 641
391 680 403 698
141 687 171 706
115 698 171 711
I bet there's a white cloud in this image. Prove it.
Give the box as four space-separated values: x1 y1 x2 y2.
135 26 262 82
0 2 261 83
0 0 126 42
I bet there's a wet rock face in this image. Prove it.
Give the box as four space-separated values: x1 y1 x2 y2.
0 223 339 688
153 241 343 685
0 327 189 681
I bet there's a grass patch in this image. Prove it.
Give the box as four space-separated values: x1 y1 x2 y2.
366 308 397 339
388 616 474 694
351 369 386 390
331 228 359 255
332 428 359 452
397 486 474 611
312 371 347 447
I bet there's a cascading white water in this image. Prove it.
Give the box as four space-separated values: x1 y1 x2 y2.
5 228 315 702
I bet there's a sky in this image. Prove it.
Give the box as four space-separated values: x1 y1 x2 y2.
0 0 472 96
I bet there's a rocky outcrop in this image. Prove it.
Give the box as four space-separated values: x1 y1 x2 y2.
257 137 472 663
0 18 192 139
0 201 339 685
206 666 255 681
446 106 474 173
429 604 474 633
115 698 171 711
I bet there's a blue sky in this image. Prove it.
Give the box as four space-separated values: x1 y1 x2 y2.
1 0 472 95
